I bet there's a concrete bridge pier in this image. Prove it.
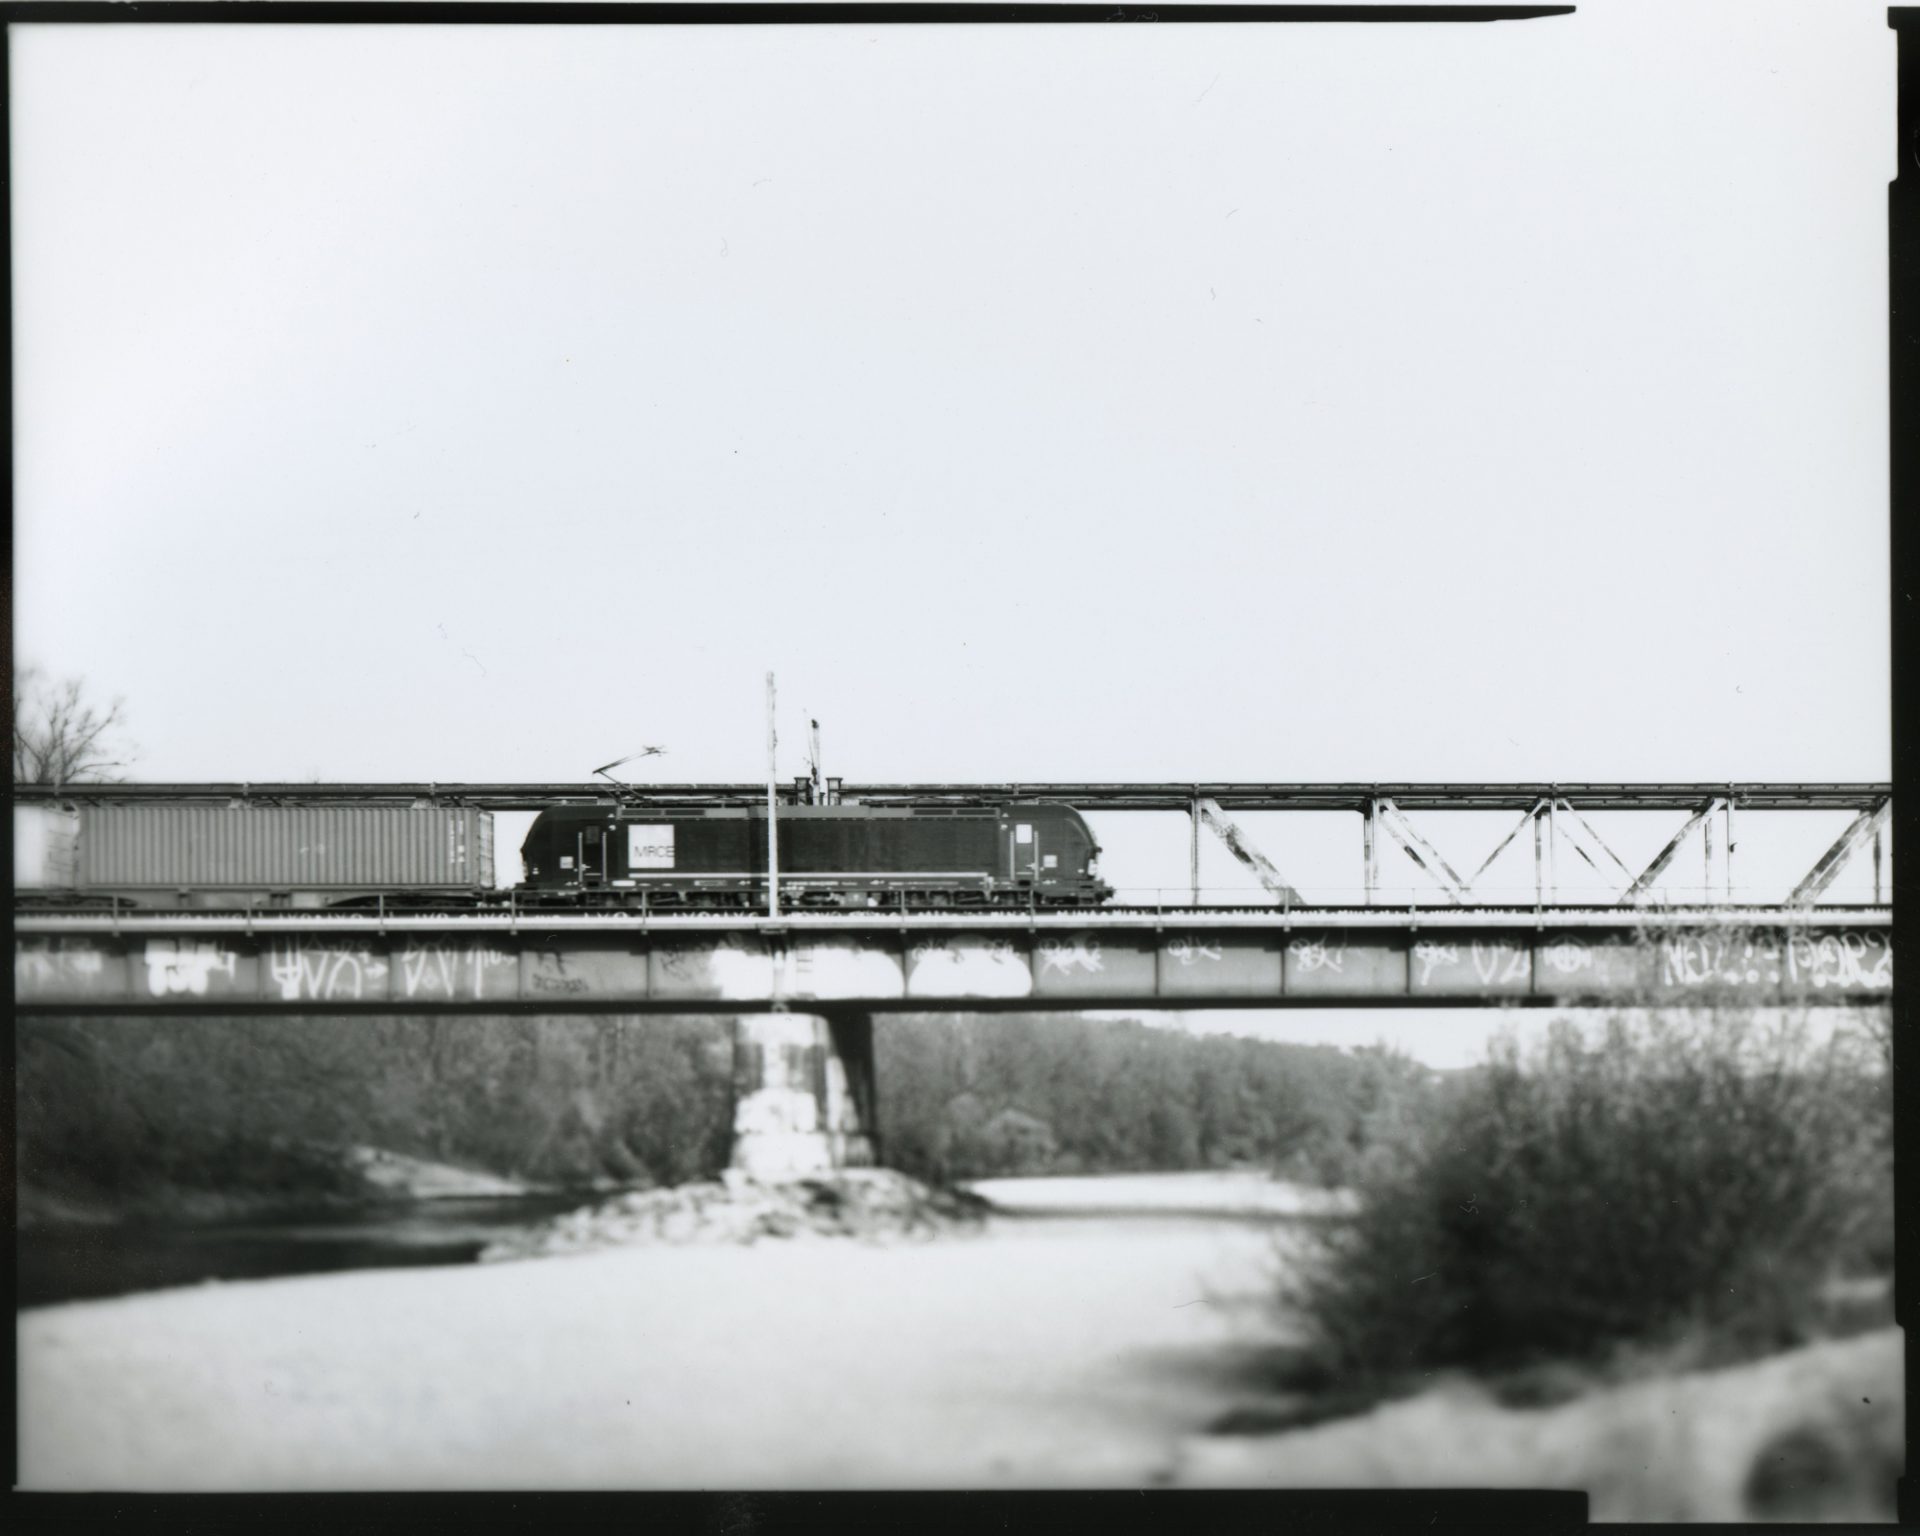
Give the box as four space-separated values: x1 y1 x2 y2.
729 1010 878 1178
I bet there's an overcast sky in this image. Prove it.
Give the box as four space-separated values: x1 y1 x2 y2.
10 3 1894 1058
13 0 1891 782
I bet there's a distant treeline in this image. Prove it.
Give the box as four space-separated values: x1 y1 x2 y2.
876 1014 1442 1184
16 1015 736 1221
15 1013 1441 1221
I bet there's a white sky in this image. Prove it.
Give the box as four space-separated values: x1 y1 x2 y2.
10 3 1894 1062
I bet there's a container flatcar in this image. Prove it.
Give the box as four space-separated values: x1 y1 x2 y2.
519 801 1110 908
13 803 495 910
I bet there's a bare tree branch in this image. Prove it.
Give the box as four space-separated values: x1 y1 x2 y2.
12 666 138 786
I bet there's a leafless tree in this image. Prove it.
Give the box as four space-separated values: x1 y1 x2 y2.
12 666 137 785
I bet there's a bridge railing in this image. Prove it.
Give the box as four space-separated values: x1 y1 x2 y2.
1102 885 1892 910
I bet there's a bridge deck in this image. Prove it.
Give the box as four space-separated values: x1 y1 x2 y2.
16 908 1892 1011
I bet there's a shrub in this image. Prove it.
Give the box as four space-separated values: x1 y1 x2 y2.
1284 1010 1892 1386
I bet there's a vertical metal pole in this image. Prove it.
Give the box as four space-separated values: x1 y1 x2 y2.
1189 798 1201 908
766 672 780 920
1533 807 1544 907
1702 800 1715 906
809 718 824 806
1546 799 1558 903
1724 798 1735 903
1363 801 1377 907
1873 827 1884 904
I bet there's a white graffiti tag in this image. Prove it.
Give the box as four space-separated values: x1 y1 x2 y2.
1540 940 1593 976
1787 932 1893 992
17 945 106 984
144 940 238 997
1412 941 1459 986
1165 937 1224 967
1038 938 1105 976
398 939 515 999
268 943 387 1001
1658 933 1778 989
1288 938 1344 974
1472 942 1530 985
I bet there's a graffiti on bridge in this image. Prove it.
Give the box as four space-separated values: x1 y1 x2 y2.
16 940 114 999
1788 930 1893 991
1412 940 1531 989
396 937 516 999
268 941 388 1002
145 940 239 997
1287 937 1344 974
1038 938 1105 976
1540 939 1596 977
1165 937 1225 967
1655 929 1892 994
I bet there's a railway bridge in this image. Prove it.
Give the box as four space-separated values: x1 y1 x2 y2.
14 781 1897 1174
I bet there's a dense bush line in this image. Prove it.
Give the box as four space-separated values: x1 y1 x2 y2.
1283 1012 1893 1386
17 1012 1436 1218
16 1015 737 1216
875 1013 1438 1183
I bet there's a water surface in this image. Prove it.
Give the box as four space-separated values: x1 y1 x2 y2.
17 1194 597 1308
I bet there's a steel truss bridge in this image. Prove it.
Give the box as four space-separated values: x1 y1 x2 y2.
13 780 1894 909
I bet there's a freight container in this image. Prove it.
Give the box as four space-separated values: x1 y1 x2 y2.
14 804 82 891
16 802 494 907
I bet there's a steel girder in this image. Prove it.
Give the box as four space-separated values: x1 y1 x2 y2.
8 782 1891 812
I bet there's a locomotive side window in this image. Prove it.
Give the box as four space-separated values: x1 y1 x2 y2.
1015 824 1032 844
1043 854 1058 869
559 855 575 870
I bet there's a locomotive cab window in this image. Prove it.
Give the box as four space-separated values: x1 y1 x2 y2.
1015 824 1032 844
1043 854 1058 869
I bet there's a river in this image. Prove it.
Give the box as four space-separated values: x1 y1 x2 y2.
17 1171 1901 1512
19 1172 1310 1489
17 1193 603 1310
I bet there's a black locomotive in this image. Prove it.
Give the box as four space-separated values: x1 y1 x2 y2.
520 801 1110 909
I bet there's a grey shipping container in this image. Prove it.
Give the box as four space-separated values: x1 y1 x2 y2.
13 805 82 890
46 804 495 892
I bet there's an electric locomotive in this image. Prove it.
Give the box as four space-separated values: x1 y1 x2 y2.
519 800 1110 909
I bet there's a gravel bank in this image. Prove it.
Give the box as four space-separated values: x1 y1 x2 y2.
479 1170 988 1260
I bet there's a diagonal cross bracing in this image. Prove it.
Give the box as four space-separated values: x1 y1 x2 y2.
1552 799 1638 890
1619 801 1717 905
1196 800 1305 907
1788 800 1892 908
1466 800 1548 891
1375 799 1471 904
